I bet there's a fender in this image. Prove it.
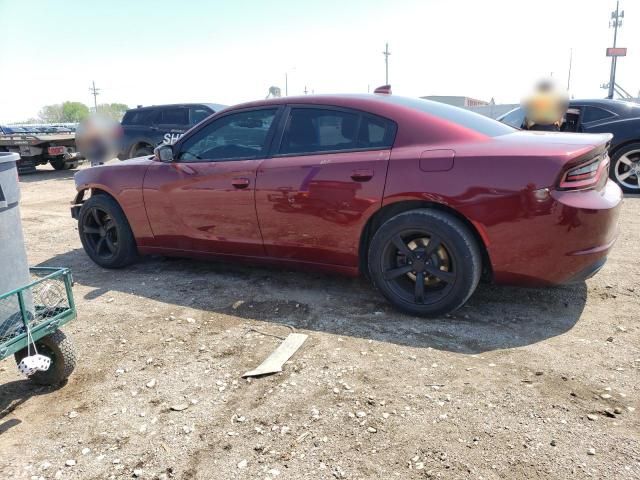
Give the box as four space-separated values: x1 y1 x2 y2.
73 161 155 244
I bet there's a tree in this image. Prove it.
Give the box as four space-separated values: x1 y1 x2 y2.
98 103 130 121
61 101 90 122
38 104 64 123
38 101 90 123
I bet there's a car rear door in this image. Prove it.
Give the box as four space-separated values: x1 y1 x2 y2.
156 106 191 145
143 107 281 256
255 105 396 267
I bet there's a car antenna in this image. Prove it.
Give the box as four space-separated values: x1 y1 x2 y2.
374 85 392 95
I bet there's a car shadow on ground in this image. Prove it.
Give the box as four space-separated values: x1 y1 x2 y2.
0 380 55 435
38 249 587 355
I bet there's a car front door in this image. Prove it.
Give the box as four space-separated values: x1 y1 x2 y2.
255 106 396 267
143 107 281 256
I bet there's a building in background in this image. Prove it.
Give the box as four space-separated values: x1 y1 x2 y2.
421 95 489 108
466 103 519 119
421 95 519 119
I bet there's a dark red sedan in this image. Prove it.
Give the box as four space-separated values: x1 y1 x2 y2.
71 92 622 316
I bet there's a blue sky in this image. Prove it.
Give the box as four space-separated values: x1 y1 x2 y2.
0 0 638 122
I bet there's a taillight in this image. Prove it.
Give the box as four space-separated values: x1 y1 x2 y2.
558 154 609 190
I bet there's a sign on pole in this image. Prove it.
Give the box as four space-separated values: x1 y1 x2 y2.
606 47 627 57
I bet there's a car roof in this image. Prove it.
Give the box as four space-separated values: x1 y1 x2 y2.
126 103 227 112
568 99 640 117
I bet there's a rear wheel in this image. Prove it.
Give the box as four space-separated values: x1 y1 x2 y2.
368 209 482 317
78 194 138 268
610 143 640 193
14 330 76 386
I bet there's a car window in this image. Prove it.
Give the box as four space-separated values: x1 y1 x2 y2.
177 108 277 162
499 108 525 129
122 109 158 126
159 107 189 125
279 108 394 155
190 107 212 125
358 114 396 148
581 106 614 123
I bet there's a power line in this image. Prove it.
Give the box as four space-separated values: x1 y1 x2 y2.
89 80 101 112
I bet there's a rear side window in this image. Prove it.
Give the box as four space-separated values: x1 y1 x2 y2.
582 106 614 123
359 114 396 148
279 108 395 155
159 108 189 125
190 107 212 125
121 109 158 126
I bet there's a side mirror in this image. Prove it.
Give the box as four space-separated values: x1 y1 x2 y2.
154 144 174 163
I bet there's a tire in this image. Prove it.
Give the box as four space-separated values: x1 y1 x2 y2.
130 145 153 158
368 209 482 317
78 194 138 268
14 330 77 386
50 158 71 170
610 143 640 193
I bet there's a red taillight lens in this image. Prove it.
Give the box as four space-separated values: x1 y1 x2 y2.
559 154 609 190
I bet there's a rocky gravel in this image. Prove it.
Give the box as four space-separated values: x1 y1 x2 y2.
0 165 638 479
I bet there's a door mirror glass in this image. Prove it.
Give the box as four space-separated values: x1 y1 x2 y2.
154 144 174 162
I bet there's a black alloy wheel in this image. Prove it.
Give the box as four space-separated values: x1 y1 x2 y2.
78 194 138 268
82 206 119 260
368 209 482 316
382 231 456 306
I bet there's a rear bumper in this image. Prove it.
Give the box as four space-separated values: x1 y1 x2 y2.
490 179 622 286
564 257 607 284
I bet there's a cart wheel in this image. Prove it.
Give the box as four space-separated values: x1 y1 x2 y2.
14 330 77 386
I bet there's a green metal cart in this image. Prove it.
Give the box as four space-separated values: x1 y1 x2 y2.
0 267 77 385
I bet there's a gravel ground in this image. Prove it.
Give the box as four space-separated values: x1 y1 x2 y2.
0 164 638 480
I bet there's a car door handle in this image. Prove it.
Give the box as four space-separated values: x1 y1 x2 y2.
351 169 374 182
232 177 250 189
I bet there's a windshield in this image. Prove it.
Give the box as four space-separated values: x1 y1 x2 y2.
382 96 516 137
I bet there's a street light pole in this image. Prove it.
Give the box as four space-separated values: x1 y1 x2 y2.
607 1 624 99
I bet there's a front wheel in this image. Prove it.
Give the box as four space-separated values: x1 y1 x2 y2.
610 143 640 193
14 330 77 386
368 209 482 317
78 194 138 268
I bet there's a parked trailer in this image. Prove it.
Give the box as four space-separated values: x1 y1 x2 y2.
0 128 84 174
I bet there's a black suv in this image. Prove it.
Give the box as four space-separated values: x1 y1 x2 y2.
118 103 226 159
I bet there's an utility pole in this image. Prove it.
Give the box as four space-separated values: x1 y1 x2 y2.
285 73 288 96
567 48 573 92
382 42 391 85
89 80 101 112
608 1 624 99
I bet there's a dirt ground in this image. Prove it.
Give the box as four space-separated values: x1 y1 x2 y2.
1 163 638 480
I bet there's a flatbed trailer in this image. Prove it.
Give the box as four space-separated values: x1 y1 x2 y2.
0 132 84 174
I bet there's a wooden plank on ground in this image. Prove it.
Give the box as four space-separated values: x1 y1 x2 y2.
242 333 308 378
